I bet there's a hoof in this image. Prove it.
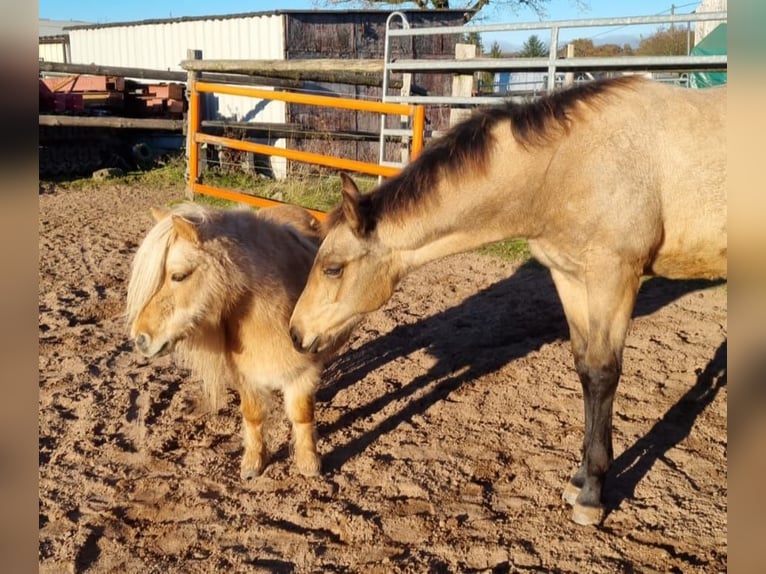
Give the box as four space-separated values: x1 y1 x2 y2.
240 453 267 480
571 502 604 526
240 465 265 481
562 482 580 506
296 454 321 477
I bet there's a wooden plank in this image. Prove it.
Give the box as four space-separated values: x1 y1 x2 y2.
180 58 384 75
39 61 303 89
179 58 388 87
40 60 418 91
38 115 184 130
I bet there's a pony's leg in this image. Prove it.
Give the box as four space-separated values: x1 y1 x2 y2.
551 263 640 525
239 386 268 480
283 377 320 477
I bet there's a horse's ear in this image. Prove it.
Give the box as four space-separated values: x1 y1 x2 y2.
150 206 170 222
171 214 201 245
340 173 363 235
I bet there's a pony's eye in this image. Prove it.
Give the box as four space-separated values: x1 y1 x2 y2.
170 271 191 282
323 264 343 278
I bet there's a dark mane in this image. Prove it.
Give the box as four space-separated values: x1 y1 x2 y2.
327 76 642 235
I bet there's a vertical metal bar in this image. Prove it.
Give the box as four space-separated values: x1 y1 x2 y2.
547 26 559 93
410 105 425 160
185 49 202 200
379 11 409 184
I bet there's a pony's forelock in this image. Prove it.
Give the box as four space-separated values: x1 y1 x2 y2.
125 203 213 328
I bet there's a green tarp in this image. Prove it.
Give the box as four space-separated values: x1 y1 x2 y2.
689 23 727 88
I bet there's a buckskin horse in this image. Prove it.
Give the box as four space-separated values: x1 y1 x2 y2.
288 77 727 525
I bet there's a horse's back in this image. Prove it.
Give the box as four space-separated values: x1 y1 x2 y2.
640 82 726 279
572 80 727 280
257 204 324 244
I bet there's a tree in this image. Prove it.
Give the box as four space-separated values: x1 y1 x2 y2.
477 41 504 94
321 0 562 22
461 31 484 54
636 26 693 56
520 34 548 57
559 38 634 58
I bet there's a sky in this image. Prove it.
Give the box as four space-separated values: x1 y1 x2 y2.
38 0 707 48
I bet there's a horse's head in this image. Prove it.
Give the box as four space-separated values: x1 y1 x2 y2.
128 206 230 358
289 174 403 354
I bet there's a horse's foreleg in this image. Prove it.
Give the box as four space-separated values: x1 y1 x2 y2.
239 386 268 480
284 378 320 477
552 264 639 525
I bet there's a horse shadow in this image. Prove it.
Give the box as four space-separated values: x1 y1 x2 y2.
313 259 726 505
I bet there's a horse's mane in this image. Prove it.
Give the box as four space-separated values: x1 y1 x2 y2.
326 76 643 234
125 203 213 327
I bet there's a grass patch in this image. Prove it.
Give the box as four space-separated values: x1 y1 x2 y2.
199 170 379 213
478 239 532 263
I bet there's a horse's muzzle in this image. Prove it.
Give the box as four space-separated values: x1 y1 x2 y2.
134 333 171 357
290 327 320 354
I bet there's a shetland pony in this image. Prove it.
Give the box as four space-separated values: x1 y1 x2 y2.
289 77 727 525
126 202 343 478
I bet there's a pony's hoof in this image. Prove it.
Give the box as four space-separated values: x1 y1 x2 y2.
571 502 604 526
562 482 580 506
240 455 267 480
296 455 321 477
240 466 265 481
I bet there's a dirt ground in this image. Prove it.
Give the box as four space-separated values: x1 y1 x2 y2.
39 179 727 573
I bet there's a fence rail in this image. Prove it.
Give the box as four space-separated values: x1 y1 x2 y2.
185 63 425 217
382 10 728 105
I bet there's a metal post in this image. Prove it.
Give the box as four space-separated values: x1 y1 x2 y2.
379 11 410 184
185 49 202 200
547 26 560 93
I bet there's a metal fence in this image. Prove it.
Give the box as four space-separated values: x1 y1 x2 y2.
376 10 727 169
381 11 728 106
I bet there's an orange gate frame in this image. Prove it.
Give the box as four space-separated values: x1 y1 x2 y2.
187 79 426 220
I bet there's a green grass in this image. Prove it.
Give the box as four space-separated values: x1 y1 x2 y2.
198 170 380 213
478 239 531 263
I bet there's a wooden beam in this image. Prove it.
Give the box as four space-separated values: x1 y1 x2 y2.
39 61 303 89
179 58 388 87
38 114 183 130
40 60 425 92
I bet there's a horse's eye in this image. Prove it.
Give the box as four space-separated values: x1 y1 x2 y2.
170 271 190 282
323 264 343 278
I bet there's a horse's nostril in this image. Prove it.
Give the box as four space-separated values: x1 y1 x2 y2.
289 327 302 350
135 333 148 350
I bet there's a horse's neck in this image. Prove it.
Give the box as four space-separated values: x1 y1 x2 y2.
390 147 546 271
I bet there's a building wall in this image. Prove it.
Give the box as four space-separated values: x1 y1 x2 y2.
695 0 727 45
67 15 287 125
39 41 68 63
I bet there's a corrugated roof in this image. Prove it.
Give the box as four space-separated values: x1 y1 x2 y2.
39 18 92 37
62 9 470 31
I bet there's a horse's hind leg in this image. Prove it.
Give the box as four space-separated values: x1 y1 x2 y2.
551 263 640 525
239 386 269 480
284 375 320 477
